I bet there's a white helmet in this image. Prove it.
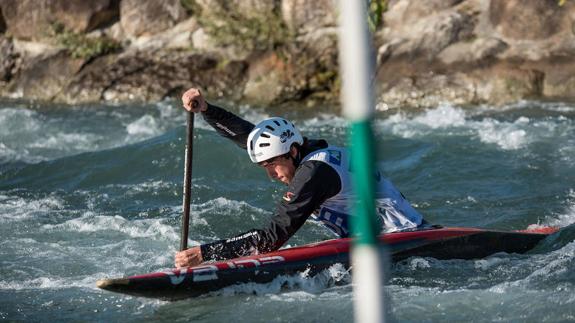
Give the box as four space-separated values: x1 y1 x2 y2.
247 117 304 163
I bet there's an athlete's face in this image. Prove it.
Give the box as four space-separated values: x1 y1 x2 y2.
259 148 297 185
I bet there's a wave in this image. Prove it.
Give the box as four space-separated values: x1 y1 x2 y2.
0 193 66 223
0 101 188 163
204 263 350 298
377 103 574 151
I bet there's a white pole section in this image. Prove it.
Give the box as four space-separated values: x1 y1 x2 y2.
339 0 374 122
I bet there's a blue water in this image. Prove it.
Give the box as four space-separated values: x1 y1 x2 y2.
0 99 574 322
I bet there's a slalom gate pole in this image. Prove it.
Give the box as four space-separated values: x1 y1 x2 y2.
337 1 387 322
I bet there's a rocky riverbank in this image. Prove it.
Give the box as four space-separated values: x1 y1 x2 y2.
0 0 574 110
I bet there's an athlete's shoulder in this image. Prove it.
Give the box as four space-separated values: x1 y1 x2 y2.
284 160 342 203
303 146 347 166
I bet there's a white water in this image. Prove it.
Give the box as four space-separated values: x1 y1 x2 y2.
0 100 574 322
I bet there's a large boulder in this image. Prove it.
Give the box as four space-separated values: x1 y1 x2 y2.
378 71 478 109
58 50 247 103
542 63 575 99
281 0 337 35
243 27 339 106
119 0 187 38
128 18 199 50
473 66 544 104
377 64 545 109
384 0 464 27
381 6 475 59
489 0 568 40
438 37 508 65
7 50 85 100
0 0 119 40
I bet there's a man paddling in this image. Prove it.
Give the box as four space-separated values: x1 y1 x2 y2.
175 88 429 268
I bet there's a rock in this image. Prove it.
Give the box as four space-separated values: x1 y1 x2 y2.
281 0 337 35
8 50 85 100
243 53 285 104
12 39 61 59
377 62 545 108
87 21 126 44
384 0 464 26
196 0 276 18
489 0 568 40
119 0 187 38
0 0 119 40
542 63 575 99
378 72 477 109
382 10 474 59
1 0 575 108
0 37 16 82
129 18 198 50
474 66 544 104
438 37 508 65
243 27 339 106
191 28 212 51
0 7 6 33
58 50 247 103
297 27 339 66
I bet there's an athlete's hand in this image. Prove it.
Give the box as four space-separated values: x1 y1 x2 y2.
181 88 208 113
175 246 204 268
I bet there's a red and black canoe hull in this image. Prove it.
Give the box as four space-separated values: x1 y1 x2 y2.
96 226 557 300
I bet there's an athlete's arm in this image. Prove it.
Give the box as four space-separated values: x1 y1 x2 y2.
181 87 254 149
202 103 254 149
199 160 342 262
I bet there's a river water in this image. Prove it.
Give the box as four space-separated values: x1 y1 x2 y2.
0 99 574 322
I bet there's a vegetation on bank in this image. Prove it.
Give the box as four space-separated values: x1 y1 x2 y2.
181 0 291 53
50 23 122 60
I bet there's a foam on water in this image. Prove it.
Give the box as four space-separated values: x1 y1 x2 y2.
301 113 346 127
41 213 179 241
535 190 575 228
380 104 469 138
388 238 575 321
103 180 179 196
195 197 269 222
475 117 529 150
0 108 40 134
0 273 113 291
125 115 162 137
379 103 574 152
0 101 190 163
0 193 65 223
209 263 350 298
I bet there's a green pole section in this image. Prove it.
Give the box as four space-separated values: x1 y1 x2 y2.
349 121 380 245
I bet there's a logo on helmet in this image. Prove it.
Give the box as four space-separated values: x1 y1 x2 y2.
280 129 294 143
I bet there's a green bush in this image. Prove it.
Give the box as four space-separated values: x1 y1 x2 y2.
51 23 122 60
368 0 388 31
194 2 291 53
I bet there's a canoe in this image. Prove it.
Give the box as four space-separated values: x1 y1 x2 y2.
96 226 557 300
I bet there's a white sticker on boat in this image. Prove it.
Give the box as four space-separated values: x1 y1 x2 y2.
230 259 260 268
192 265 219 282
226 256 285 269
165 268 189 285
259 256 284 265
